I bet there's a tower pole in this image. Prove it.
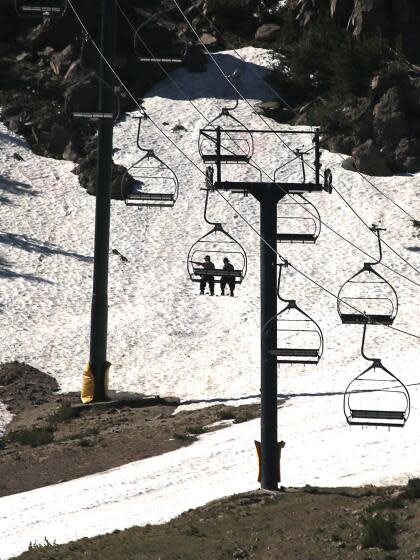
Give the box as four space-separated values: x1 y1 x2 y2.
256 187 281 490
89 0 115 401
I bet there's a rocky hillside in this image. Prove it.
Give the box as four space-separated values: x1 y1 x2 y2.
1 0 420 184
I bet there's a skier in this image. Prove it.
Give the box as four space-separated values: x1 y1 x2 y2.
220 257 235 297
192 255 215 295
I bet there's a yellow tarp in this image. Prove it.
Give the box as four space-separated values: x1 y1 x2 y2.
81 362 110 404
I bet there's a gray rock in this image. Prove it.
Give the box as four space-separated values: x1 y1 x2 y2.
352 139 392 176
50 44 73 76
373 110 410 148
394 137 420 172
341 156 356 171
255 24 281 42
373 87 404 115
199 33 219 49
403 78 420 115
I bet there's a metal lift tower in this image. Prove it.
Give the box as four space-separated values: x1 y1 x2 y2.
203 126 332 490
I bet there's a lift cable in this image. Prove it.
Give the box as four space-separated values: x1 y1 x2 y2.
189 0 417 223
67 0 420 341
213 187 420 341
67 0 205 177
114 0 420 289
172 0 420 284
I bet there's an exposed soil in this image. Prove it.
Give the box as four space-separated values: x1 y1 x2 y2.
0 361 261 498
12 485 420 559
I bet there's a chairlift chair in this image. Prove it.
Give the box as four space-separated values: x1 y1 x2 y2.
338 225 398 325
344 324 410 428
187 188 247 285
267 263 324 365
277 194 321 243
64 35 120 122
198 98 254 163
15 0 67 17
133 10 188 65
121 116 179 208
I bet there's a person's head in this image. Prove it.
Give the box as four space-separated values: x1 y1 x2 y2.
223 257 229 264
204 255 211 262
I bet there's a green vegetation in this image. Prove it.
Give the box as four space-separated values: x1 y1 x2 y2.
366 496 405 513
47 403 80 424
7 426 54 447
404 477 420 500
270 18 392 105
207 0 253 32
218 408 236 420
361 513 398 550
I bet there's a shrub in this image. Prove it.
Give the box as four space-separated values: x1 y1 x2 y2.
404 478 420 500
7 426 54 447
186 425 206 435
270 18 391 104
366 496 405 513
219 409 236 420
361 513 398 550
207 0 253 32
0 438 5 450
48 403 80 424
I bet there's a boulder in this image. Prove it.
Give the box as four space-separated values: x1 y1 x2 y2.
373 87 404 115
47 122 73 155
394 137 420 173
50 44 73 76
403 78 420 115
323 134 359 156
352 139 392 176
255 24 281 42
341 155 357 171
256 100 294 122
199 33 219 50
373 111 410 148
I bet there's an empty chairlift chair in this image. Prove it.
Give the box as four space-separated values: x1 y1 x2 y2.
121 116 179 208
134 10 189 65
344 324 410 428
15 0 67 17
198 98 254 164
338 225 398 325
267 263 324 365
276 194 321 243
64 36 120 122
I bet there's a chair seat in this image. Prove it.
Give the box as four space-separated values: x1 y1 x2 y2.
340 313 394 325
128 193 175 201
193 268 243 278
271 348 320 357
351 409 405 420
277 233 317 243
201 154 250 163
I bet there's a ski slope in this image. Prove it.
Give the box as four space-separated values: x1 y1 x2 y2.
0 47 420 558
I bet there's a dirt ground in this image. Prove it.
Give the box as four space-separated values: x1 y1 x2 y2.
3 362 420 559
0 362 261 497
12 485 420 560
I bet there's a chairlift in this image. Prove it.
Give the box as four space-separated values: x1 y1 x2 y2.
133 9 188 65
187 190 247 286
338 225 398 325
121 115 179 208
64 35 120 121
344 324 410 428
15 0 67 17
267 263 324 364
277 194 321 243
198 95 254 163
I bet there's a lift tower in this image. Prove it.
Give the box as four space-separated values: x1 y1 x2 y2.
89 0 116 401
202 126 332 490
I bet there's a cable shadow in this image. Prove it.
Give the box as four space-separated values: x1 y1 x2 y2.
0 254 53 284
0 175 38 205
147 52 273 102
181 390 348 406
0 233 94 263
